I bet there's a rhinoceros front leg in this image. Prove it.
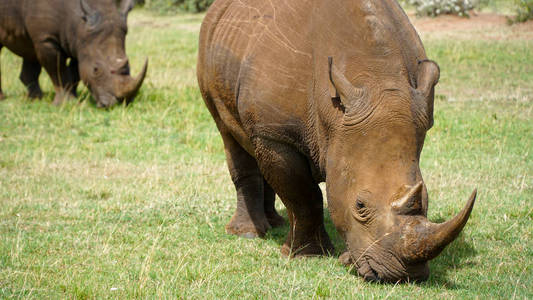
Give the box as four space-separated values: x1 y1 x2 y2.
19 59 43 99
34 42 77 105
65 58 80 98
0 44 4 100
222 131 282 238
254 138 334 257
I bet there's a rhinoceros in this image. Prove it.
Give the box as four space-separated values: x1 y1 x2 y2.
197 0 477 282
0 0 147 107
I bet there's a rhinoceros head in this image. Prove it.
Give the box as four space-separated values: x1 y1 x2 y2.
325 58 476 283
75 0 147 108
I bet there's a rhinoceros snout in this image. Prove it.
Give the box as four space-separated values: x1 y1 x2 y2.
360 260 429 283
95 93 120 108
339 251 429 283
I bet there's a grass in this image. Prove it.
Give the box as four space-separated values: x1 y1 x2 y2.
479 0 519 14
401 0 518 14
1 9 532 299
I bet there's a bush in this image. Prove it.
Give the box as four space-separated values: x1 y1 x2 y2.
509 0 533 23
408 0 478 17
143 0 214 14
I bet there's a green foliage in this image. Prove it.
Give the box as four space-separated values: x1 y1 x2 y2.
143 0 214 13
408 0 478 17
509 0 533 23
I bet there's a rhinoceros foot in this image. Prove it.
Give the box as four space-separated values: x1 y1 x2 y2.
281 226 334 258
225 213 271 239
52 89 76 106
0 92 5 100
26 82 43 99
28 89 43 99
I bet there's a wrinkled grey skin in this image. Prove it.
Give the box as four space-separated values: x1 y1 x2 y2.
0 0 147 107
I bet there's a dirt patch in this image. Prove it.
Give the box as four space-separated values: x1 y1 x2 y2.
409 13 533 41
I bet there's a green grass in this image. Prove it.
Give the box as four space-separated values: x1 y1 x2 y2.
479 0 518 13
1 10 532 299
401 0 518 14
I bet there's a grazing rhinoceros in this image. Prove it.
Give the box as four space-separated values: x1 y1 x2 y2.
197 0 477 282
0 0 147 107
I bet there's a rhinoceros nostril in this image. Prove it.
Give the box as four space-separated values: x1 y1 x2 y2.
357 259 381 282
363 266 380 282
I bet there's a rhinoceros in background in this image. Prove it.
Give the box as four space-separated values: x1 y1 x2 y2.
0 0 147 107
197 0 477 282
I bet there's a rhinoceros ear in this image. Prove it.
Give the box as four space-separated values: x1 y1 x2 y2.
328 57 365 107
119 0 136 16
328 57 340 99
415 59 440 128
416 59 439 96
80 0 101 26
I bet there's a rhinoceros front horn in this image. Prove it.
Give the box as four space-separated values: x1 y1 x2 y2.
114 58 148 102
402 189 477 263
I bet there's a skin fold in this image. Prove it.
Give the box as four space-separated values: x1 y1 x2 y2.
198 0 476 283
0 0 147 107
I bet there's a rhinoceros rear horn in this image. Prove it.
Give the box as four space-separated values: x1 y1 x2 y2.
114 58 148 102
391 181 424 214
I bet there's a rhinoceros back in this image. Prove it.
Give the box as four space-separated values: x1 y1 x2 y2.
198 0 428 156
198 0 315 152
0 0 74 59
0 0 32 57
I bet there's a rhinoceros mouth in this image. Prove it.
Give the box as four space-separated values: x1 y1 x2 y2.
94 92 121 108
342 248 425 283
355 255 429 283
356 258 381 282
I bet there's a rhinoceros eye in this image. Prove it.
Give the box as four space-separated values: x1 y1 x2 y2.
353 197 373 223
356 199 365 210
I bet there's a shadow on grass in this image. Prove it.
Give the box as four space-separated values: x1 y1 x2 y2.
421 216 478 289
264 207 346 255
423 235 477 289
264 207 477 289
